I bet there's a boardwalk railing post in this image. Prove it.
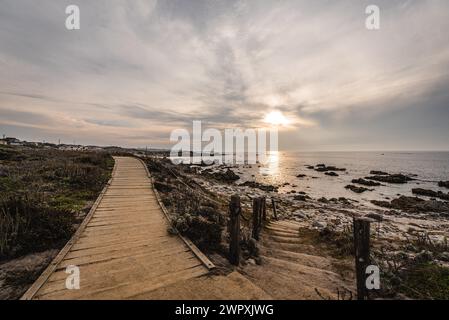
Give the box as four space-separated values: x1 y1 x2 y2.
229 195 241 265
252 197 261 240
353 217 371 300
271 198 278 220
261 197 267 222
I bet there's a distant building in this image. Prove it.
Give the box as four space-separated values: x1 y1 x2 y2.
1 137 22 146
0 139 7 145
58 144 85 151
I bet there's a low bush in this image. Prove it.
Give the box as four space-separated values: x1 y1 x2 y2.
0 147 113 260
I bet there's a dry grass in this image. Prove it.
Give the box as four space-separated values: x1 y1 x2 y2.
0 145 113 259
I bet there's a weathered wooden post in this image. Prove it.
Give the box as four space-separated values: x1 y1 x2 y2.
353 217 371 300
252 197 261 240
271 198 278 220
261 197 267 222
229 195 241 265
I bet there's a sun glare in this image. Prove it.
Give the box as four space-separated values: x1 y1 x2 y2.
263 111 290 126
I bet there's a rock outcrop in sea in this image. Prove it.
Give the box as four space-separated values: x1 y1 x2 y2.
412 188 449 201
365 173 413 184
371 196 449 213
438 181 449 189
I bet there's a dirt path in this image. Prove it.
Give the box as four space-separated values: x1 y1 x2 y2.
22 157 269 300
240 220 355 300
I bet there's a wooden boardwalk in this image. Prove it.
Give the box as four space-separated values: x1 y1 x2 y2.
22 157 216 300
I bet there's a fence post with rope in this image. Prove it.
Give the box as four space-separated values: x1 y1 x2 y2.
252 197 261 240
229 194 241 265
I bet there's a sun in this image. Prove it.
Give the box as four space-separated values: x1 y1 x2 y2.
263 111 290 126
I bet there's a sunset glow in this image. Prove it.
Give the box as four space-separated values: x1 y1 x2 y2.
264 111 290 126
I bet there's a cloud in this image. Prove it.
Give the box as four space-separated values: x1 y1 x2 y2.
0 0 448 149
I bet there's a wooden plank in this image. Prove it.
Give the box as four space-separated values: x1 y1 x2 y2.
23 156 215 300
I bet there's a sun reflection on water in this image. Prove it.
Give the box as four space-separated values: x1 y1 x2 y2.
259 151 280 177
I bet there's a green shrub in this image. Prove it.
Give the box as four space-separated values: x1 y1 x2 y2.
0 196 75 259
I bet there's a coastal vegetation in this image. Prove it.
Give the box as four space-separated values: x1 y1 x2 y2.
0 145 113 259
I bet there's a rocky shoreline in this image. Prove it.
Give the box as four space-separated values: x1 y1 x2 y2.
146 157 449 299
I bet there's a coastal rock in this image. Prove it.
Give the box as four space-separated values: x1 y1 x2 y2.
293 194 310 201
325 172 339 177
293 211 307 219
318 197 329 203
312 221 327 230
239 181 278 192
370 170 389 175
412 188 437 197
203 169 240 183
412 188 449 200
306 166 315 170
371 196 449 213
345 184 372 193
390 196 425 210
338 197 351 205
438 181 449 189
352 178 381 187
315 165 346 172
365 173 413 184
296 174 307 178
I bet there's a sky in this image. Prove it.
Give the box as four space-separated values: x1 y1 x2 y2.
0 0 448 151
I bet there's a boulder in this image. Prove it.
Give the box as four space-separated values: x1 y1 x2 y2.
352 178 381 187
372 196 449 213
412 188 449 201
371 200 392 208
438 181 449 189
293 194 310 201
345 184 372 193
338 197 351 204
325 172 339 177
315 165 346 172
318 197 329 203
293 211 307 219
370 170 389 175
365 174 413 184
412 188 438 197
204 169 240 183
312 221 327 230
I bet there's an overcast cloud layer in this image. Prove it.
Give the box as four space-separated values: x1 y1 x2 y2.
0 0 448 150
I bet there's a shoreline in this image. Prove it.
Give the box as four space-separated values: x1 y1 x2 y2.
147 156 449 299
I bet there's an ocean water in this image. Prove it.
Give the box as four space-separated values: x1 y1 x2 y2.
236 151 449 207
